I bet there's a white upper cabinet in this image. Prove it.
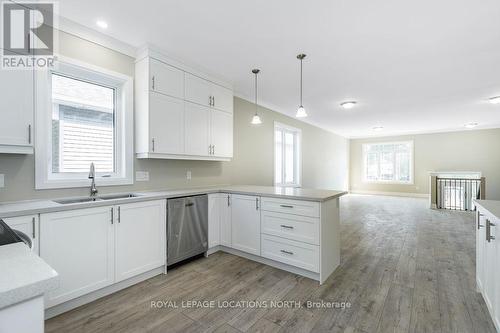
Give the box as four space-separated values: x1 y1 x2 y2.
149 93 185 154
148 58 184 99
135 49 233 161
185 102 210 156
210 109 233 158
211 84 233 114
185 73 212 107
0 61 34 154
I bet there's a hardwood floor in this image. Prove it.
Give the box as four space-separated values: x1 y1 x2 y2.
46 195 496 333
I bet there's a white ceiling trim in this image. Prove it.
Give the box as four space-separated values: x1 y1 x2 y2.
58 16 137 57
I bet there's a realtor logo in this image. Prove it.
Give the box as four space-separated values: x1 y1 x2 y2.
1 1 57 69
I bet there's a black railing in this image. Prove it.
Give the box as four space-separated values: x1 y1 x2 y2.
436 178 481 211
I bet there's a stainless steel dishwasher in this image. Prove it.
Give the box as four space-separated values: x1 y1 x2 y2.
167 195 208 265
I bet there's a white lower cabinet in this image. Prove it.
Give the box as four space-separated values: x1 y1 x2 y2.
2 215 39 254
476 206 500 331
114 200 166 282
40 207 115 308
231 194 261 256
40 200 166 308
220 194 232 247
208 194 221 248
261 234 319 273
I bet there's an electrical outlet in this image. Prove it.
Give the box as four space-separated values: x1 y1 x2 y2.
136 171 149 182
187 170 192 180
0 174 4 188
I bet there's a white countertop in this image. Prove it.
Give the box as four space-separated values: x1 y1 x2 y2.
0 185 347 219
475 199 500 220
0 243 59 309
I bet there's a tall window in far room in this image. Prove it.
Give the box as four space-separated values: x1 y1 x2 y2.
274 122 302 187
362 141 414 184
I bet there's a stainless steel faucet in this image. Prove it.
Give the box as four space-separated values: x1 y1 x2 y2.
88 163 98 198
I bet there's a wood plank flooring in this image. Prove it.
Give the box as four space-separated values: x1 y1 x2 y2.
46 195 496 333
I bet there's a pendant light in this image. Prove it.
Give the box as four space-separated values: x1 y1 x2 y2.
296 54 308 118
251 69 262 125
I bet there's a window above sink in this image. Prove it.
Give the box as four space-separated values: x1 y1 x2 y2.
34 57 134 189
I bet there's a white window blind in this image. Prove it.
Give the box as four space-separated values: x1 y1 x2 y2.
362 141 413 184
52 73 115 174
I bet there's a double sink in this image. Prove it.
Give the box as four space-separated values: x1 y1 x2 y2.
53 193 143 205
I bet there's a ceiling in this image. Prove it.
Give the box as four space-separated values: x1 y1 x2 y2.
58 0 500 138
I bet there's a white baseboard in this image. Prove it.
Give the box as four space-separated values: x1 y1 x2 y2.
349 190 430 198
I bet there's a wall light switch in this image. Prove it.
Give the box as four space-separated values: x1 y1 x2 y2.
136 171 149 182
0 174 4 188
187 170 192 180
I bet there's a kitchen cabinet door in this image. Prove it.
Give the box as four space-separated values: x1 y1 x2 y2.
220 194 232 247
149 92 185 154
185 73 211 107
149 58 184 99
211 84 233 114
40 207 115 308
231 194 261 256
210 109 233 158
2 215 39 254
115 200 166 282
0 58 33 152
208 194 221 249
477 211 487 291
184 102 210 156
484 216 497 312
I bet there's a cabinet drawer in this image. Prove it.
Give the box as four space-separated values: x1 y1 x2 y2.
262 211 319 245
261 234 319 273
261 197 319 217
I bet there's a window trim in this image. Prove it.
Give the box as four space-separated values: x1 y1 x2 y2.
274 121 302 188
362 140 414 185
35 56 134 189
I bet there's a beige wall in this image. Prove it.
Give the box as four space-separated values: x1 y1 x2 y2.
231 98 349 190
350 129 500 200
0 30 348 202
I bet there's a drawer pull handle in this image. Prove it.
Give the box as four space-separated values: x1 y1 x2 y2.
280 205 294 208
487 219 496 242
280 225 294 229
280 250 294 255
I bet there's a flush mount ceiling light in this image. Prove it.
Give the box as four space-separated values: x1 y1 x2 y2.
340 101 357 109
96 20 108 29
464 122 478 129
372 126 384 131
296 54 308 118
488 96 500 104
250 69 262 125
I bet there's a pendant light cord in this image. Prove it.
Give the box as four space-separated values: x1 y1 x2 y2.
300 58 303 106
255 71 258 115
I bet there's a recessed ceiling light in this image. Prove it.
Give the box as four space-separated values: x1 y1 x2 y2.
340 101 357 109
372 126 384 131
464 122 478 129
96 20 108 29
489 96 500 104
